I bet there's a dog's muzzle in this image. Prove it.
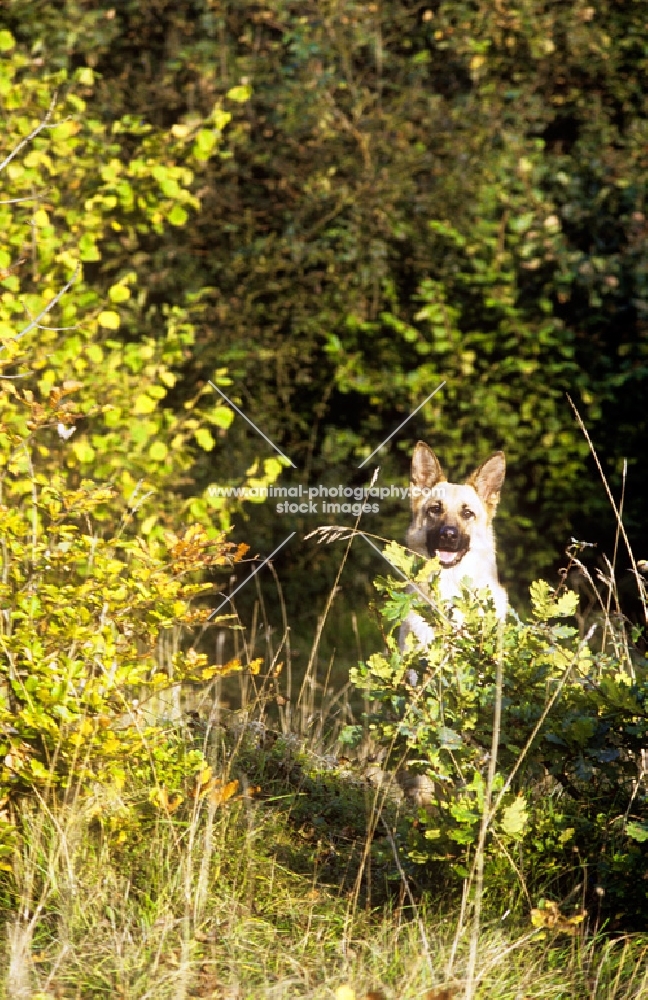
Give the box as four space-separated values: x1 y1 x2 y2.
426 525 467 568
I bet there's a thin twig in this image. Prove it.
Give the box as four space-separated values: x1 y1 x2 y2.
603 458 626 649
567 395 646 622
0 195 45 205
0 96 65 174
1 264 80 352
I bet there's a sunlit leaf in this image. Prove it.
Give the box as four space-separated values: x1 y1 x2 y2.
227 84 252 102
97 310 121 330
500 796 529 839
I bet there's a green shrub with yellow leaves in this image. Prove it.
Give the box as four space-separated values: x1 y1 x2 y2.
0 399 247 863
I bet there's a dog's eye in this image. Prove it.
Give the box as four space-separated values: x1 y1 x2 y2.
461 508 475 520
427 503 443 517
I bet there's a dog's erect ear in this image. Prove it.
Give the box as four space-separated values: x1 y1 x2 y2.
467 452 505 514
411 441 446 489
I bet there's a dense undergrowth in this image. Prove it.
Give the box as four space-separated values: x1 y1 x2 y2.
1 456 648 997
0 350 647 996
1 27 648 997
343 539 648 930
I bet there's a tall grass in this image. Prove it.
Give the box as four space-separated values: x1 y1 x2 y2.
3 411 648 997
4 771 648 998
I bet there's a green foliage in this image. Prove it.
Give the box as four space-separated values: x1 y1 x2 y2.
2 0 648 931
0 99 251 851
347 556 648 922
0 409 247 818
0 428 250 874
0 31 280 540
3 0 647 625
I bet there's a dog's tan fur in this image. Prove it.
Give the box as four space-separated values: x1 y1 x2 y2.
400 442 507 650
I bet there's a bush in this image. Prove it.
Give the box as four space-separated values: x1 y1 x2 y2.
344 543 648 925
0 384 248 871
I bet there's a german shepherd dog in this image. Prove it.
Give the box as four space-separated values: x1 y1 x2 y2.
399 442 507 650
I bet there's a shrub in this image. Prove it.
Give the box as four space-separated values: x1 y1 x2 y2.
0 382 247 872
344 543 648 925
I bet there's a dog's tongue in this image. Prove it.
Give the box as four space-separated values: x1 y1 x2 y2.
437 550 456 564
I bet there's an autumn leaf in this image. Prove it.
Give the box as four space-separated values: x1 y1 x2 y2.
150 787 183 813
195 776 240 807
531 901 586 937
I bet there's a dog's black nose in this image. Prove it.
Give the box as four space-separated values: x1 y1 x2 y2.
439 525 459 545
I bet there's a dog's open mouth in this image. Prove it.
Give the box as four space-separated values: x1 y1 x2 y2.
434 549 465 569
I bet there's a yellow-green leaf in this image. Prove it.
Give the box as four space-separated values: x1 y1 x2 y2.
71 439 95 464
501 796 528 839
0 31 15 52
33 209 50 227
98 310 121 330
133 394 157 415
194 129 217 159
212 406 233 430
227 84 252 103
627 821 648 843
168 204 188 226
77 67 94 86
149 440 168 461
195 427 215 451
109 284 131 304
212 108 231 131
554 590 579 617
263 456 283 480
87 344 103 364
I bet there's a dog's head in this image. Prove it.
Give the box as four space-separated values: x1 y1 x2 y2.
406 442 505 569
